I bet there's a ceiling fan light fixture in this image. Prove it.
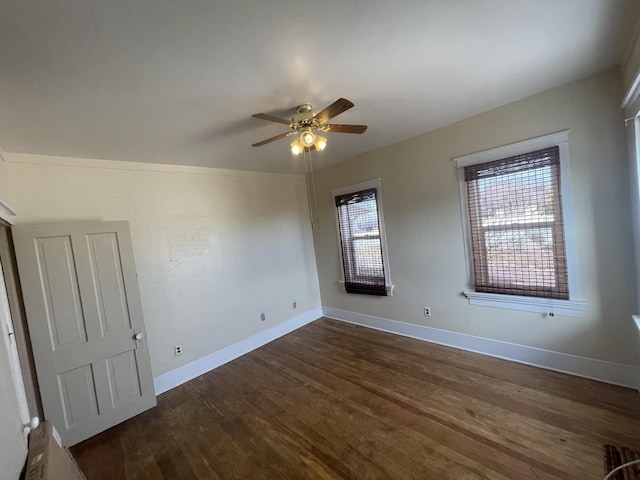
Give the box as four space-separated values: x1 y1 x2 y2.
315 135 327 151
300 130 316 148
290 139 303 155
251 99 367 152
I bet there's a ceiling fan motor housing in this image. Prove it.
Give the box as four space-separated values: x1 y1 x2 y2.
291 105 315 128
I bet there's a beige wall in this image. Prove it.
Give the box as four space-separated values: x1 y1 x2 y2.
3 155 321 377
312 68 638 366
0 155 28 478
0 319 28 479
0 158 7 198
0 156 11 212
622 27 640 314
622 26 640 104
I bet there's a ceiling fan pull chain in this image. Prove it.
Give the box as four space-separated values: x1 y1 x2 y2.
303 148 315 228
309 148 318 210
303 148 319 229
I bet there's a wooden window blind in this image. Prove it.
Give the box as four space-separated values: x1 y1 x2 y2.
464 146 569 299
335 188 387 295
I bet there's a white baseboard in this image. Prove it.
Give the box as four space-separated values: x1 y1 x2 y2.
323 307 640 390
154 306 639 395
153 307 323 395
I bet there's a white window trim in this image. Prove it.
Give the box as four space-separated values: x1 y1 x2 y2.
332 178 394 296
453 130 586 317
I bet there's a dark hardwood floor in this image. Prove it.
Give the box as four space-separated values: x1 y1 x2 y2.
71 318 640 479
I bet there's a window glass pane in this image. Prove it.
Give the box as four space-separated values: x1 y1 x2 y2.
478 166 555 227
464 147 568 299
484 228 557 288
353 238 384 278
350 198 379 235
335 188 387 295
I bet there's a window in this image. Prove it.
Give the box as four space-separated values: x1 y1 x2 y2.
455 131 585 316
332 179 392 296
465 146 568 298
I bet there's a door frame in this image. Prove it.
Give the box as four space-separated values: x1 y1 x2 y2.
0 220 43 419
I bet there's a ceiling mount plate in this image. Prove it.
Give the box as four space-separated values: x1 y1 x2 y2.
296 104 313 114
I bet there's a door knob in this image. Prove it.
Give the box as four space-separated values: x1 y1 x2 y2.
133 329 145 348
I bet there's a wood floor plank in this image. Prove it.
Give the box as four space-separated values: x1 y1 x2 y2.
279 326 605 475
255 333 558 479
118 418 165 480
204 365 386 479
141 396 200 480
237 352 495 479
187 377 337 479
157 387 223 480
72 425 127 479
71 318 640 479
298 321 640 444
309 321 640 419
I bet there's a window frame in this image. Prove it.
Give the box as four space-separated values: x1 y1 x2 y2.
332 178 394 296
454 130 586 317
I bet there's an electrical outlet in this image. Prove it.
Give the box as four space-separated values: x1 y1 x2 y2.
423 306 431 317
292 301 297 309
260 312 266 321
174 345 183 356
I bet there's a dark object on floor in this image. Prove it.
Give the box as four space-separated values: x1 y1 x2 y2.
604 444 640 479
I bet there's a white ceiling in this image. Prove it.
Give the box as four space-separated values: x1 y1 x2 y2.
1 1 639 174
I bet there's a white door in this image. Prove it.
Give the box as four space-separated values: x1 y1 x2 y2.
12 221 156 446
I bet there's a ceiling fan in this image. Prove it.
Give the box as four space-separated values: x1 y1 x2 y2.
251 98 367 154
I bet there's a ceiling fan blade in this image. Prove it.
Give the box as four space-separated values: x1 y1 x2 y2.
251 113 291 125
313 98 354 124
323 124 368 134
252 131 295 147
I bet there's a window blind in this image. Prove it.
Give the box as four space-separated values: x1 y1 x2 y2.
335 188 387 295
464 146 569 299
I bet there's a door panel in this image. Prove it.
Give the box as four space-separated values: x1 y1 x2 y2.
13 221 156 446
58 365 99 428
106 350 142 407
86 232 132 336
36 235 87 349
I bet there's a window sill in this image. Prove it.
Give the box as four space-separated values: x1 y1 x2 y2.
339 281 394 296
463 290 586 317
